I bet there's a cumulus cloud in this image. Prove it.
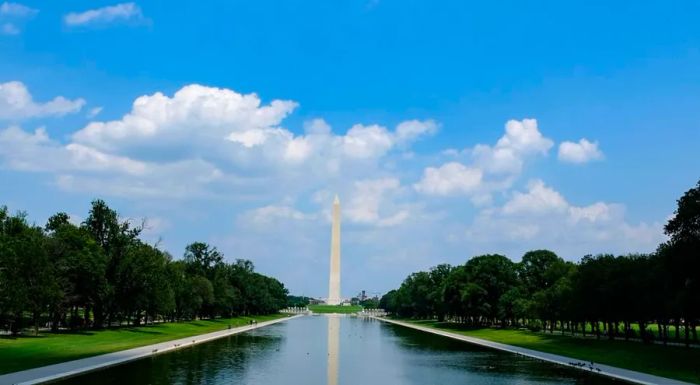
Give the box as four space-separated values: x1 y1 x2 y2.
0 81 671 295
414 162 482 196
303 118 332 135
473 118 553 174
345 178 403 225
0 81 85 120
394 119 438 145
64 2 145 27
502 179 568 215
1 84 437 203
558 138 604 164
415 118 552 202
0 125 146 174
72 84 296 150
70 84 434 172
466 179 665 255
0 125 222 198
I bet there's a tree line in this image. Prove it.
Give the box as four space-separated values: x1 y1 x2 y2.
0 199 288 335
380 179 700 346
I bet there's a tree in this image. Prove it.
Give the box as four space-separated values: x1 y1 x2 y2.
83 199 141 328
428 264 452 321
0 210 58 334
465 254 517 324
660 179 700 344
44 213 106 330
184 242 223 279
518 250 565 294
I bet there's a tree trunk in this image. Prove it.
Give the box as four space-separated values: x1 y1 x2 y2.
93 301 104 329
83 305 91 328
33 310 40 336
51 310 61 332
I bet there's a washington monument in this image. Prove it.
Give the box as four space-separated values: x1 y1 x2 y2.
327 194 342 305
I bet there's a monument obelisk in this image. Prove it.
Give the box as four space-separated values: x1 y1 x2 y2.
327 194 341 305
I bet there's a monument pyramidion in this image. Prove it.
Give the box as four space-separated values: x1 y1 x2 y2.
327 194 341 305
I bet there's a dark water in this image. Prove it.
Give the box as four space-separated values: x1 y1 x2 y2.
57 315 621 385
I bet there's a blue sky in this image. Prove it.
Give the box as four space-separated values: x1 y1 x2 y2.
1 1 699 298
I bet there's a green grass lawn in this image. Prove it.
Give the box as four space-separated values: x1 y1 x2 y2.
405 319 700 384
308 304 362 314
0 314 288 375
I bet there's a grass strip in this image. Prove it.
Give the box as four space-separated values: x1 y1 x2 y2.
402 319 700 384
0 314 288 374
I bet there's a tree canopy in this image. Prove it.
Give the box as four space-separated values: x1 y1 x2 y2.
381 178 700 346
0 199 288 334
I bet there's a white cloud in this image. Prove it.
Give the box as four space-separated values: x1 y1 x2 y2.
502 179 568 215
64 2 145 27
497 119 553 154
71 84 434 174
414 162 482 196
73 84 298 152
0 126 144 174
1 84 436 202
466 180 665 254
415 118 552 201
0 81 669 296
558 138 604 164
345 178 406 225
568 201 615 223
0 81 85 120
303 118 332 135
52 158 222 199
341 124 394 159
394 119 438 144
0 125 223 198
472 118 553 174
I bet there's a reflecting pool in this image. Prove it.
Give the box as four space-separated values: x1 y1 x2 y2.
57 315 621 385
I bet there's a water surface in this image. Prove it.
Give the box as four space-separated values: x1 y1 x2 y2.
58 315 621 385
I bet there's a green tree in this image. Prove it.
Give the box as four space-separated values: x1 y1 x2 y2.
184 242 223 279
660 179 700 344
44 213 106 330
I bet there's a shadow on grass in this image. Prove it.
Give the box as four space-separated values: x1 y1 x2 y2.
1 330 96 339
120 328 166 335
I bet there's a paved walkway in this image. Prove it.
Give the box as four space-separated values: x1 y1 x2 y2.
371 317 694 385
0 315 301 385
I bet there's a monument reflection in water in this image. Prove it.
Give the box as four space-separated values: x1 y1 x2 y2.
55 315 619 385
327 315 340 385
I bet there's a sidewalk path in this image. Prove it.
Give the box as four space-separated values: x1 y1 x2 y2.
372 317 694 385
0 315 301 385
